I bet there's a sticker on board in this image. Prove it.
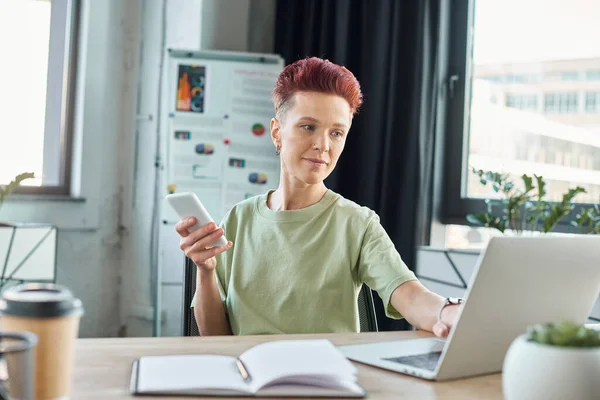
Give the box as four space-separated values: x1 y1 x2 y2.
229 158 246 168
174 131 191 140
248 172 268 184
195 143 215 155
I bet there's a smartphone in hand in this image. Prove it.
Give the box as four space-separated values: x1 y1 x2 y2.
166 192 228 247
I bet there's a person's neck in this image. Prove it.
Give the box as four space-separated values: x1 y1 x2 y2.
268 181 328 211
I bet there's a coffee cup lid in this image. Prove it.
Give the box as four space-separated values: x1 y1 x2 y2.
0 283 84 318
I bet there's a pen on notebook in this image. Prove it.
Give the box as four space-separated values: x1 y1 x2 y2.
236 358 252 382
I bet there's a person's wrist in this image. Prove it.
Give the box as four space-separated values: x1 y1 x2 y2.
440 304 458 325
197 265 215 280
437 297 463 324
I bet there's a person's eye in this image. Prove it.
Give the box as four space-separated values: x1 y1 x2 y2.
301 125 315 131
332 131 345 138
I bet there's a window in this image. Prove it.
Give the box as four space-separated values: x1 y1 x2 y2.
586 70 600 81
0 0 78 195
481 74 541 84
439 0 600 247
506 74 526 84
586 92 600 113
544 92 579 114
505 94 538 111
561 71 581 81
481 75 503 83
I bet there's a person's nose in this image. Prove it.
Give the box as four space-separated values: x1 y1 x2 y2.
313 131 330 153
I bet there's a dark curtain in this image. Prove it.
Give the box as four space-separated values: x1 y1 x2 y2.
274 0 441 331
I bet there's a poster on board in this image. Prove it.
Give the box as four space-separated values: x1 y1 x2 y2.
175 65 206 113
164 52 284 224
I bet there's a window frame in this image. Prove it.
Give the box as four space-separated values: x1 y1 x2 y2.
437 0 598 231
9 0 79 196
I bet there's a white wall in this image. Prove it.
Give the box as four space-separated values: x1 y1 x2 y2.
201 0 250 51
248 0 277 54
0 0 142 337
121 0 203 338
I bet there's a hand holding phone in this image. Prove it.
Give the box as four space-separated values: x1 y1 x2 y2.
168 192 232 270
167 192 228 247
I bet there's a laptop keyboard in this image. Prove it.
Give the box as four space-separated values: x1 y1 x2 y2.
382 351 442 371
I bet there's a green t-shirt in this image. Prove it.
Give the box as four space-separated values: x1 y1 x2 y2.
193 189 417 335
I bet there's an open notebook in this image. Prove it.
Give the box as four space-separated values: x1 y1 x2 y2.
129 339 366 397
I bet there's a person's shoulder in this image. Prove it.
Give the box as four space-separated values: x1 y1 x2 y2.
230 194 261 214
329 191 378 224
220 192 265 225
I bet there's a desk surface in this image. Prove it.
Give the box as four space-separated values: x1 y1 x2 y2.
73 331 502 399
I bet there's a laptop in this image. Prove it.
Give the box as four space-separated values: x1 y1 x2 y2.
338 236 600 381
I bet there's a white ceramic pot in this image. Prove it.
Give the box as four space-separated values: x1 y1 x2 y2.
503 334 600 400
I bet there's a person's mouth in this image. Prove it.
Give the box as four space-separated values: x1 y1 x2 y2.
303 158 328 167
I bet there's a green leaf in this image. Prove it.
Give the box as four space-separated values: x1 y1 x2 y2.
534 174 546 200
542 204 570 233
503 182 514 192
561 187 586 205
497 220 507 232
521 174 534 193
507 195 526 211
466 213 506 233
0 172 34 209
466 213 487 226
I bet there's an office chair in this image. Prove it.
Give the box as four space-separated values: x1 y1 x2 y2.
182 257 379 336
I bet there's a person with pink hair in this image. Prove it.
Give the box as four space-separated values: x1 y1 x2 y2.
176 57 460 337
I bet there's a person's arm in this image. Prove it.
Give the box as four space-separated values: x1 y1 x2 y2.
390 280 461 338
193 268 232 336
356 214 460 338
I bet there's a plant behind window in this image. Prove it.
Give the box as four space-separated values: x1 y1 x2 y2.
0 172 35 212
466 168 588 234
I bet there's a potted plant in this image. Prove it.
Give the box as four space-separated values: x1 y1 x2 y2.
0 172 34 226
503 321 600 400
466 168 587 234
416 168 600 321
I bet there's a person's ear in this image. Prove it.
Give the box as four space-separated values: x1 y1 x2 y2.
270 117 281 150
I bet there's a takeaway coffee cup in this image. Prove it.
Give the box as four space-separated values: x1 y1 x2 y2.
0 283 83 399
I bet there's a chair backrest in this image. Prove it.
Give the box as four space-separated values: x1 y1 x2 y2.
182 257 200 336
182 257 378 336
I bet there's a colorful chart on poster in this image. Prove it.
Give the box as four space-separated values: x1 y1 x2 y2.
251 123 266 136
176 65 206 113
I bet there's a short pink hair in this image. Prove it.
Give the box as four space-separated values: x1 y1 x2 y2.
273 57 363 117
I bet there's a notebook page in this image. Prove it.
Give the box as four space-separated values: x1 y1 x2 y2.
258 380 366 398
136 354 250 394
240 339 357 392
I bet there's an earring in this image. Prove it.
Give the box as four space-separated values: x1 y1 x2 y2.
275 146 281 156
